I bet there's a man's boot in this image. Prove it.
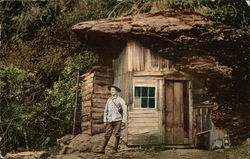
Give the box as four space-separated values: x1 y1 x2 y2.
97 137 110 154
111 136 120 154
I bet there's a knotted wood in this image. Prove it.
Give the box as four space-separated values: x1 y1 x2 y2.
81 66 113 135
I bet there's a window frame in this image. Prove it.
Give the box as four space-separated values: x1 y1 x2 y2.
132 85 157 109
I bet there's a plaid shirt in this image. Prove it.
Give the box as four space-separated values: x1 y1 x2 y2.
103 95 127 123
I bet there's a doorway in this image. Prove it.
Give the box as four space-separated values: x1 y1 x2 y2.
165 80 189 144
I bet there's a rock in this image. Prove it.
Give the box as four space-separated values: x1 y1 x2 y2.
66 134 92 153
59 146 70 155
214 149 224 153
58 154 82 159
58 133 128 155
57 135 74 147
5 151 49 159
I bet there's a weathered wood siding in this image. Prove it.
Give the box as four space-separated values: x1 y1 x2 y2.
112 40 194 145
113 49 133 105
126 41 173 73
194 104 226 149
165 81 183 144
126 77 165 145
112 40 175 105
165 81 190 144
81 66 113 135
128 110 162 145
193 104 213 134
193 104 213 147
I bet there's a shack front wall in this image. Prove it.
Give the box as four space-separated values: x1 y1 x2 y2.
128 76 165 145
112 40 171 145
125 41 174 73
112 40 194 145
112 40 173 104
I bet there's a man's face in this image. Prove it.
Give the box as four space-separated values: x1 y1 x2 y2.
110 87 117 96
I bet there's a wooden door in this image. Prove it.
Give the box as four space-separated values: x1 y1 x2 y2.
165 81 189 144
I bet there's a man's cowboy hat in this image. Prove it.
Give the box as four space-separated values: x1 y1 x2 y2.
108 85 121 92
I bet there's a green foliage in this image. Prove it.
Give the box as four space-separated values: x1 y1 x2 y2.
0 53 98 153
109 0 250 29
0 0 103 154
108 0 152 17
0 65 37 152
193 0 250 29
44 53 98 133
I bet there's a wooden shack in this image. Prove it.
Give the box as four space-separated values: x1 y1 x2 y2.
72 10 246 147
112 40 193 145
80 40 193 146
80 66 113 135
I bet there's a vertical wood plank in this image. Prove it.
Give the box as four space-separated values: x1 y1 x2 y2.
200 108 203 131
129 72 133 104
165 81 174 144
183 81 189 138
179 82 184 144
157 79 163 143
161 79 166 143
151 53 154 71
135 41 138 71
202 108 206 131
122 49 126 74
137 42 141 71
188 81 194 144
165 80 188 145
173 82 178 144
140 47 145 71
127 42 132 72
145 49 150 71
132 41 136 71
159 56 163 71
173 82 184 144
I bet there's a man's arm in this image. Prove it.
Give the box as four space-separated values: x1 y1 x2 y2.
103 99 108 123
120 98 127 123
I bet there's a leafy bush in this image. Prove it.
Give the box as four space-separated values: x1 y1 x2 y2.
109 0 249 29
0 65 36 152
0 0 103 154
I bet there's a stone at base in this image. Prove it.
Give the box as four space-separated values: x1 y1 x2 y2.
5 151 49 159
110 149 118 154
92 147 105 154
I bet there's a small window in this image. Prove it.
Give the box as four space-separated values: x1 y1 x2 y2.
134 86 156 108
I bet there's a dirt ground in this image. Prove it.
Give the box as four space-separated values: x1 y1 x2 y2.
51 134 249 159
52 147 249 159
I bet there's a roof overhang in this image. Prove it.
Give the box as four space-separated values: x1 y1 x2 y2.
72 9 248 55
71 9 248 79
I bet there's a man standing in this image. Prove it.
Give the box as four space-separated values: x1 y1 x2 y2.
97 85 127 154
